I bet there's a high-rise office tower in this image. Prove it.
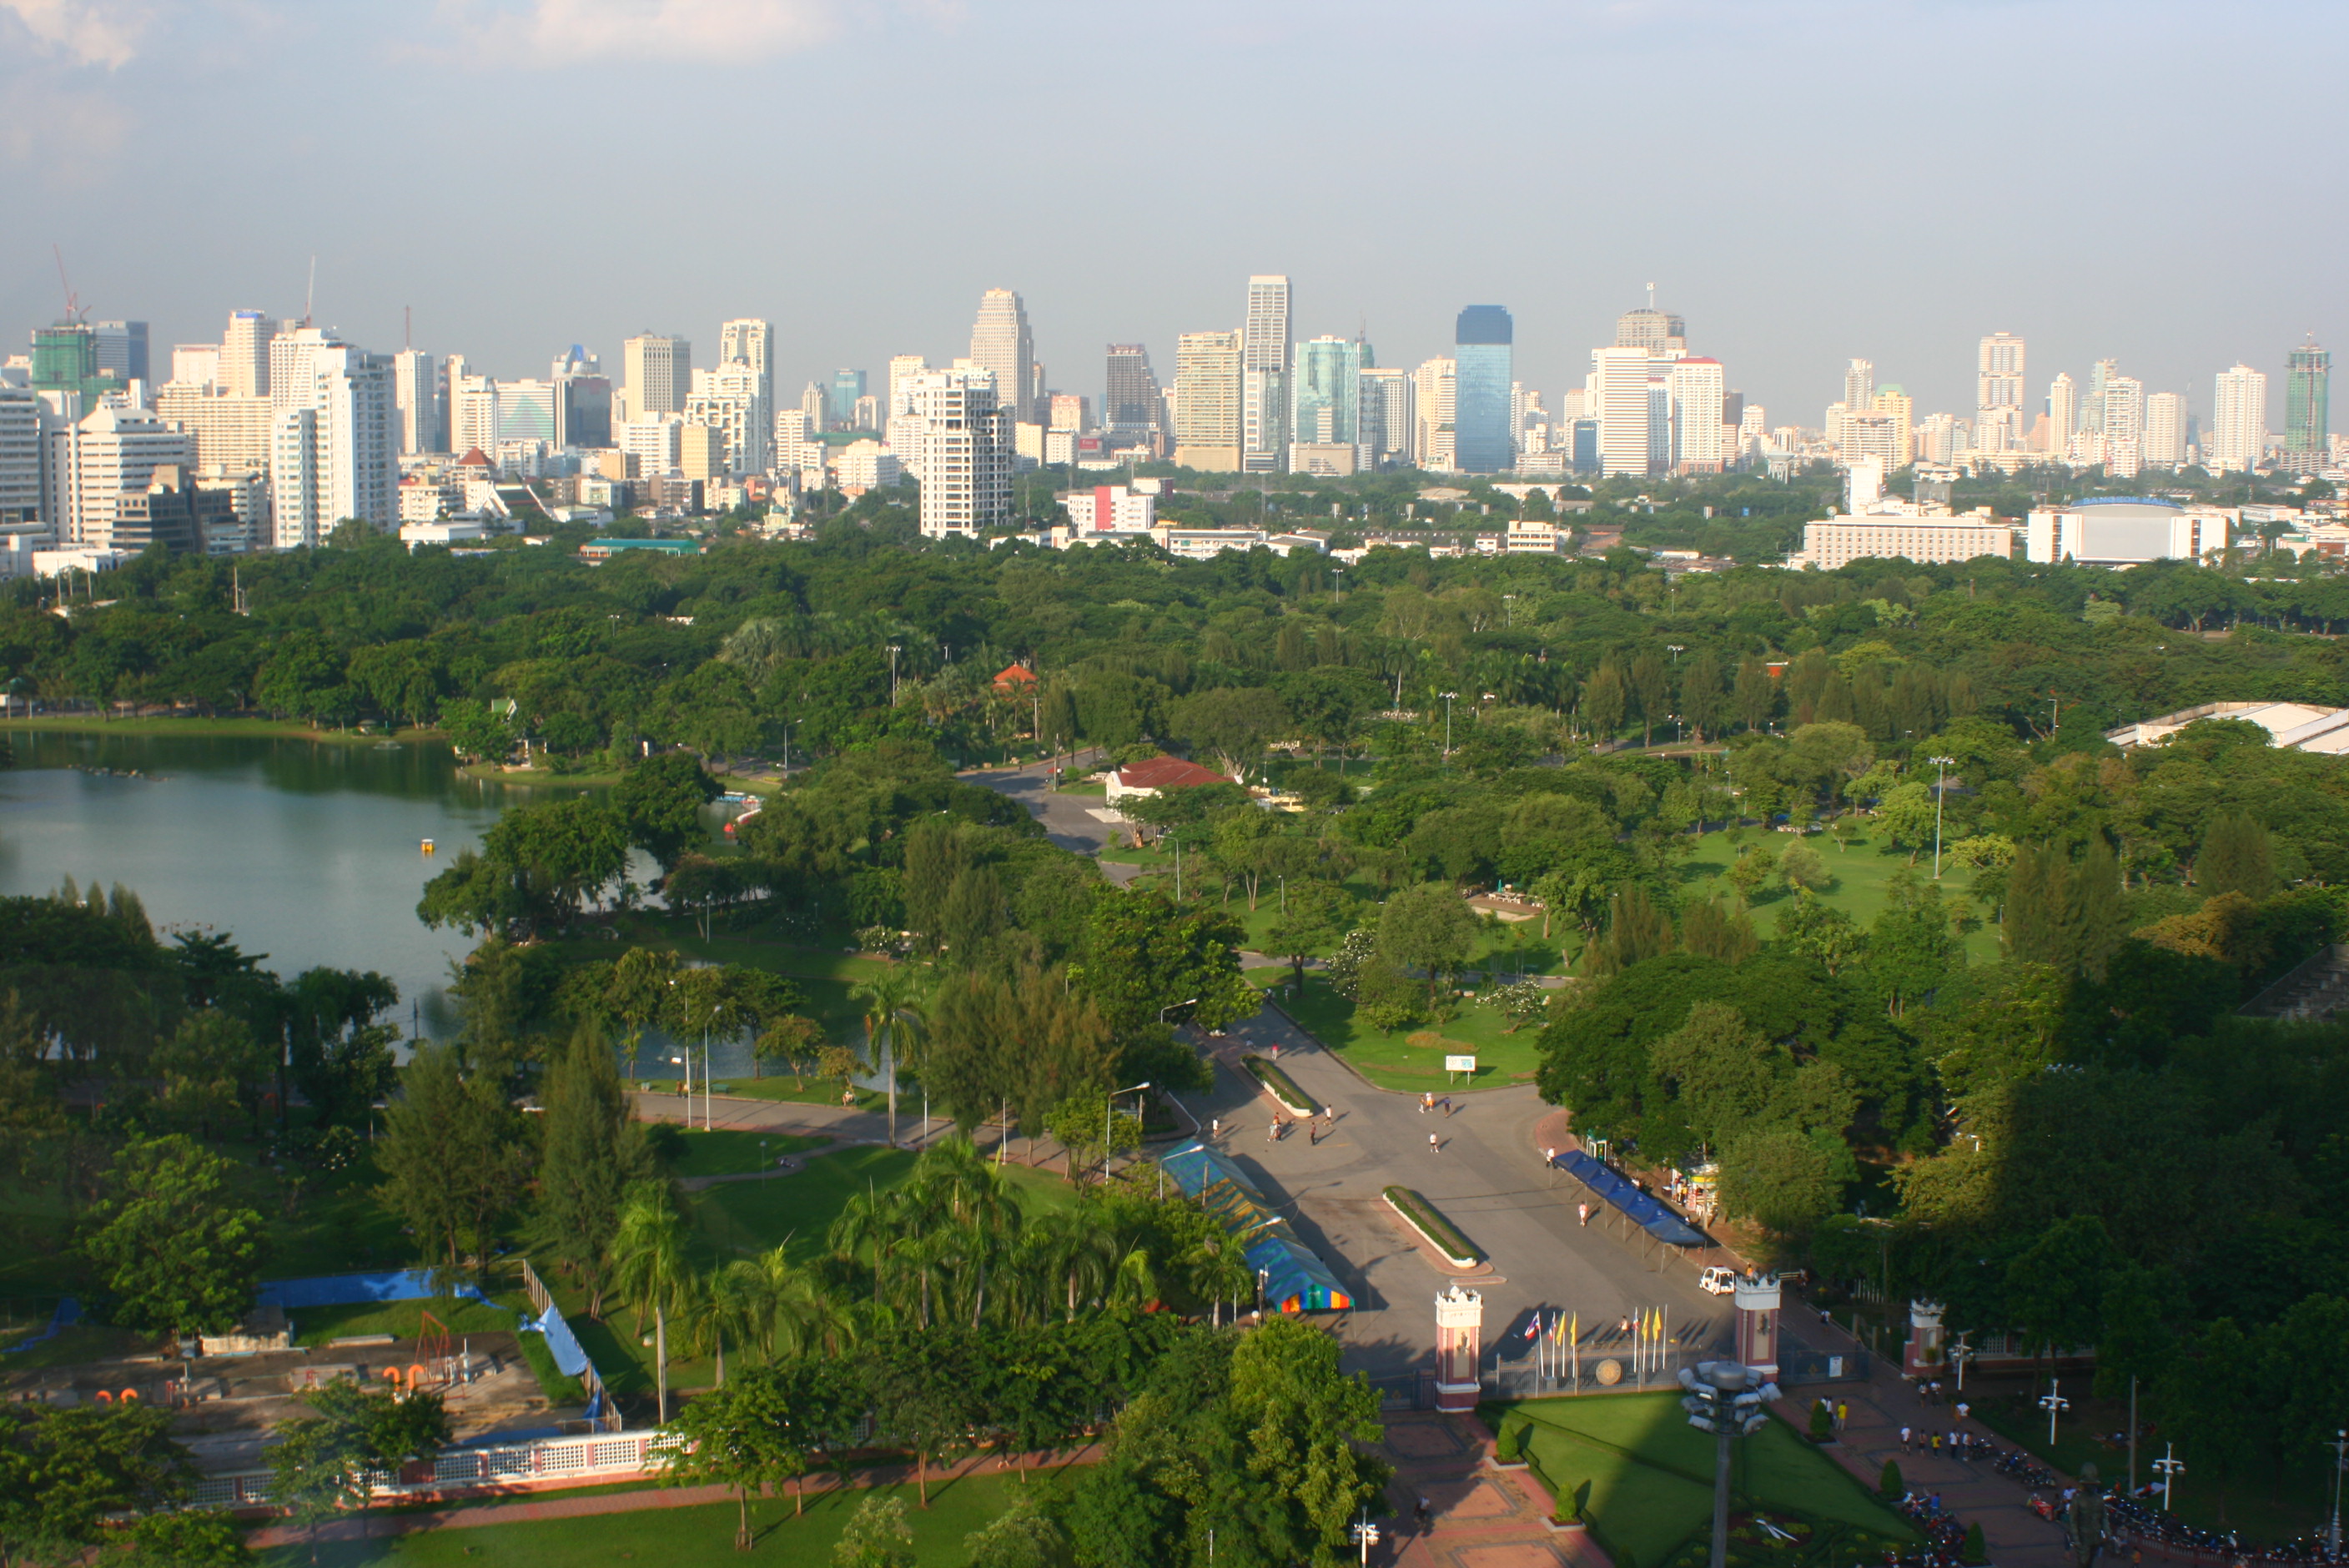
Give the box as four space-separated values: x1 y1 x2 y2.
0 387 39 523
1843 359 1874 415
1452 306 1513 474
2211 364 2268 472
551 349 613 450
1048 394 1089 432
1667 358 1727 473
393 349 438 455
968 290 1036 425
1357 367 1411 470
887 356 928 419
2046 373 2077 452
1173 330 1243 471
31 322 115 406
800 383 827 435
1411 358 1456 472
1616 305 1686 354
828 369 867 430
1975 332 2026 451
92 322 149 386
1592 346 1655 477
2286 339 2331 470
2100 375 2145 449
720 319 773 402
1288 335 1361 470
48 403 192 546
219 312 274 399
2082 358 2118 440
1104 344 1162 439
171 344 221 389
2145 391 2188 469
1240 275 1291 473
904 366 1013 539
687 361 771 474
270 343 397 547
623 334 692 419
269 328 351 416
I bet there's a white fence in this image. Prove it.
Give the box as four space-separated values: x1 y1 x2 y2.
192 1430 682 1511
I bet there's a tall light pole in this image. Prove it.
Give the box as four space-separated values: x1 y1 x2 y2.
2328 1430 2348 1557
1104 1080 1149 1182
1928 754 1955 878
1440 691 1458 757
2039 1378 2070 1445
1350 1508 1380 1565
1679 1360 1778 1568
2152 1443 2184 1513
1332 567 1343 604
888 643 903 706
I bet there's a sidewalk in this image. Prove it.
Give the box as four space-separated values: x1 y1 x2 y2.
1376 1411 1609 1568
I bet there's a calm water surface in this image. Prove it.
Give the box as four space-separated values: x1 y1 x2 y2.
0 730 596 1035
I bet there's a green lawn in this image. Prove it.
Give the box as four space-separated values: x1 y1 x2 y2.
290 1294 526 1349
707 1078 888 1112
1489 1392 1914 1565
1248 970 1546 1093
663 1129 830 1180
257 1468 1079 1567
1674 825 1999 964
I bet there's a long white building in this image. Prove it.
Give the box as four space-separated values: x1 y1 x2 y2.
2025 497 2235 565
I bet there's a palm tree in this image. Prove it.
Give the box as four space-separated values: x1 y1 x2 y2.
1183 1232 1255 1328
827 1179 903 1303
1014 1210 1117 1324
688 1260 769 1386
849 968 927 1146
910 1138 1023 1326
610 1183 692 1424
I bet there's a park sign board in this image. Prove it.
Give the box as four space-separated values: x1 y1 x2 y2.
1445 1055 1476 1073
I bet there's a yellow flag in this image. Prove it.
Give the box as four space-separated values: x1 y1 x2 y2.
1567 1310 1577 1344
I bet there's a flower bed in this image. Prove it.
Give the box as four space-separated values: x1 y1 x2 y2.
1242 1054 1317 1116
1383 1184 1482 1269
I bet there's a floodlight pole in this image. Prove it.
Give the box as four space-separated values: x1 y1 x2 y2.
1929 754 1955 878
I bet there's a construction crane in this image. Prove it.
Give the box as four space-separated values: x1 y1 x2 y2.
52 244 88 323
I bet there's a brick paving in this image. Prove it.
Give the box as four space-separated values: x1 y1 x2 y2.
1374 1411 1611 1568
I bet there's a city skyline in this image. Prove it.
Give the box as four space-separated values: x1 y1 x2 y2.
2 0 2343 425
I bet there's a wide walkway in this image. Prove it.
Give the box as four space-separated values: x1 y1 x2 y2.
1374 1412 1611 1568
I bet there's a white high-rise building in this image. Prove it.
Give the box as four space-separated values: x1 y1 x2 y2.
718 319 772 405
887 354 928 419
218 312 274 400
1975 332 2026 450
1358 366 1412 470
623 334 691 420
450 374 498 458
50 404 193 547
1411 358 1456 472
393 349 438 456
906 366 1013 539
1592 346 1654 477
2101 375 2145 451
2045 374 2076 451
2145 392 2188 469
1843 359 1874 416
172 344 221 389
269 328 350 416
968 290 1036 425
2211 364 2268 472
153 382 273 475
269 344 396 548
1240 275 1291 473
1667 358 1727 473
0 387 38 522
1173 330 1243 470
687 361 771 475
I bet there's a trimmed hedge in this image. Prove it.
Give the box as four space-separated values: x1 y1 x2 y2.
1384 1184 1482 1267
1243 1054 1317 1115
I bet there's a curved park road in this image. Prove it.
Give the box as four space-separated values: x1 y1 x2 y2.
959 751 1141 882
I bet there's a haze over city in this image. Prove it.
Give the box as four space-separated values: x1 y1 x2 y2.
4 0 2346 419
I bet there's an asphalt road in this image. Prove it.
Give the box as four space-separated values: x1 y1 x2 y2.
961 751 1144 882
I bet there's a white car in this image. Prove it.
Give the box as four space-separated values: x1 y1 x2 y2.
1699 1266 1738 1296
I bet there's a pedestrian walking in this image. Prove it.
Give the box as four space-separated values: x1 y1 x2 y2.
1415 1495 1431 1528
1577 1201 1591 1227
1834 1400 1847 1433
1421 1092 1433 1114
1929 1432 1942 1457
1211 1116 1220 1139
1900 1425 1913 1452
1428 1131 1440 1153
1955 1400 1969 1424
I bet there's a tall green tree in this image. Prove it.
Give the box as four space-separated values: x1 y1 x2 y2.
613 1180 693 1424
2197 812 2275 901
0 1402 193 1568
615 751 722 873
533 1026 652 1317
266 1383 449 1565
376 1043 526 1284
78 1134 264 1338
1377 882 1481 1005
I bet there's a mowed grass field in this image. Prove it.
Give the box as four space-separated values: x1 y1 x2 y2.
1247 970 1547 1093
257 1469 1079 1568
1672 824 1999 964
1489 1391 1914 1565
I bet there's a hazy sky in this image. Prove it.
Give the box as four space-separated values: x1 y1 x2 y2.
4 0 2344 430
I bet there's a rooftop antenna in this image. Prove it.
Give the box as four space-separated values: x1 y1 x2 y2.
52 244 88 323
304 254 316 328
405 305 412 349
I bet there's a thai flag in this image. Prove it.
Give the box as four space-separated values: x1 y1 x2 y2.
1523 1310 1545 1340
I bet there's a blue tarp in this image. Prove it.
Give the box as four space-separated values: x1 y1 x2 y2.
2 1297 79 1354
527 1303 591 1378
1553 1150 1709 1246
254 1269 495 1310
1162 1143 1352 1314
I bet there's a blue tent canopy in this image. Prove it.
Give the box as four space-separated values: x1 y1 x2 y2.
1553 1149 1708 1247
1162 1143 1351 1313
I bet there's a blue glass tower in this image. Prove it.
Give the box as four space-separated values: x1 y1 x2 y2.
1453 306 1513 473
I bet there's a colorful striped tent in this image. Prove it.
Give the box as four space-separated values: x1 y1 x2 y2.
1161 1143 1353 1314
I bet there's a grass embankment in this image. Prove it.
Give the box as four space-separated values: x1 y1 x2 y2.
1486 1392 1914 1565
255 1467 1077 1567
1383 1187 1481 1267
0 716 436 744
1674 825 1999 964
1241 1054 1317 1115
661 1128 830 1180
1249 971 1544 1093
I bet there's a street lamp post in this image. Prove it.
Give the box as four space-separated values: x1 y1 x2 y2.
1350 1508 1380 1565
2152 1443 2184 1513
1440 691 1458 757
2328 1430 2348 1557
1928 755 1955 878
888 643 903 706
1679 1360 1780 1568
2039 1378 2070 1445
1949 1334 1974 1392
1104 1080 1150 1181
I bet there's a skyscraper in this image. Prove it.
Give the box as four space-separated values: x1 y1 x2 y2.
0 387 40 524
720 319 773 405
92 321 149 386
2101 375 2145 450
968 290 1036 425
1286 336 1361 472
2083 359 2117 437
1357 367 1411 471
1411 358 1456 472
2286 339 2331 470
2145 392 2188 469
1615 306 1686 354
687 361 771 474
269 342 396 547
1975 332 2026 451
905 365 1013 539
1173 330 1243 471
1592 346 1654 477
49 404 191 546
1843 359 1874 415
393 349 438 456
829 369 868 430
1104 344 1162 440
1241 275 1291 473
219 312 274 399
623 334 692 420
1452 306 1514 474
2046 373 2077 452
2211 364 2268 472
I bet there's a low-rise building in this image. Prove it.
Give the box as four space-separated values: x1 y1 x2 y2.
2025 497 2235 565
1799 511 2016 569
1103 752 1232 807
